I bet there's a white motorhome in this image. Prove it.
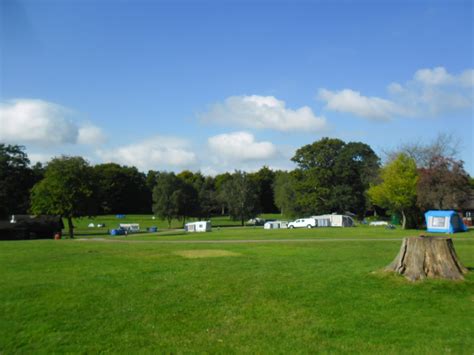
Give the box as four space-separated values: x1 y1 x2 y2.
311 214 354 227
288 218 317 229
264 221 288 229
185 221 212 233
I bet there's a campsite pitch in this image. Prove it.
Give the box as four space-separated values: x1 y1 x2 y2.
1 227 473 353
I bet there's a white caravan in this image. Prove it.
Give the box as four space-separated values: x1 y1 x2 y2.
288 218 317 229
185 221 212 233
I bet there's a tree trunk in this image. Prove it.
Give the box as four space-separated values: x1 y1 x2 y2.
401 210 407 229
67 216 74 239
386 236 468 281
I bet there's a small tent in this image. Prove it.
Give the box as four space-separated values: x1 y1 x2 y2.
425 210 467 234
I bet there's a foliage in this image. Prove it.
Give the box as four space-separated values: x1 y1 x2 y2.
0 144 43 218
93 163 151 214
152 172 181 228
417 155 471 210
221 170 259 225
249 166 278 213
214 172 233 215
290 138 380 217
273 171 297 217
368 154 419 229
30 156 97 238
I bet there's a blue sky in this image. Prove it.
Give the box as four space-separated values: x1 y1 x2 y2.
1 0 473 175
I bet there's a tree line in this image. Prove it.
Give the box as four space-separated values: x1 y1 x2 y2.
1 134 472 237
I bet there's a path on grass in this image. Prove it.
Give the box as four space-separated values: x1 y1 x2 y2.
73 237 473 245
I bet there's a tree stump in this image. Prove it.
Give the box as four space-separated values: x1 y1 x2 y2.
386 236 468 281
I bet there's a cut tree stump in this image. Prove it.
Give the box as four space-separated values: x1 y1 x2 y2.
386 236 468 281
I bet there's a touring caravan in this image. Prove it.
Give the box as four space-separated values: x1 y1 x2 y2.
185 221 212 233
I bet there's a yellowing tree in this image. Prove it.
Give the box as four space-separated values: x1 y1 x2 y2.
368 154 418 229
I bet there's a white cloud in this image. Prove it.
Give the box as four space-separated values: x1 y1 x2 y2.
413 67 474 87
0 99 78 145
78 124 107 145
317 89 400 121
96 136 197 172
414 67 454 86
208 131 278 164
390 67 473 116
318 67 473 120
0 98 106 146
201 95 327 132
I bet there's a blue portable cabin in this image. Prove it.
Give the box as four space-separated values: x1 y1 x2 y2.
425 210 467 234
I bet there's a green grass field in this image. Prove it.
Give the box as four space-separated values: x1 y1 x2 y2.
1 225 473 353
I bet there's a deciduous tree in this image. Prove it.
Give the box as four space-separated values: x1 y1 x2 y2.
368 154 418 229
221 171 259 226
30 156 97 238
417 155 471 210
152 172 180 228
0 144 43 218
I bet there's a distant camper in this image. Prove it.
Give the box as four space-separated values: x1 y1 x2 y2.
185 221 211 233
264 221 288 229
312 214 355 227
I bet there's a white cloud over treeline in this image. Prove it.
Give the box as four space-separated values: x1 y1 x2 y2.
96 136 197 172
201 95 327 132
0 99 105 146
318 67 474 120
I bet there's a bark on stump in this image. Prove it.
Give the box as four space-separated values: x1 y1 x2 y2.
386 236 468 281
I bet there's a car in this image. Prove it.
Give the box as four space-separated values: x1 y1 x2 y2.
288 218 317 229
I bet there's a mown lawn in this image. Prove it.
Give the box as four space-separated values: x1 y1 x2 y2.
1 228 473 353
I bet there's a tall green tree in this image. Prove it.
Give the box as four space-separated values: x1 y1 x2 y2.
291 138 379 217
30 156 97 238
176 171 200 225
93 163 151 214
221 171 259 226
197 176 218 218
152 172 181 228
0 144 43 218
215 172 232 215
249 166 278 213
368 154 418 229
273 171 297 217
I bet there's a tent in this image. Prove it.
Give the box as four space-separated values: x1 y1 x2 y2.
311 214 354 227
425 210 467 234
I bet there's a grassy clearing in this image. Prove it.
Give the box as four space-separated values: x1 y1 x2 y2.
0 227 474 354
1 227 473 353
